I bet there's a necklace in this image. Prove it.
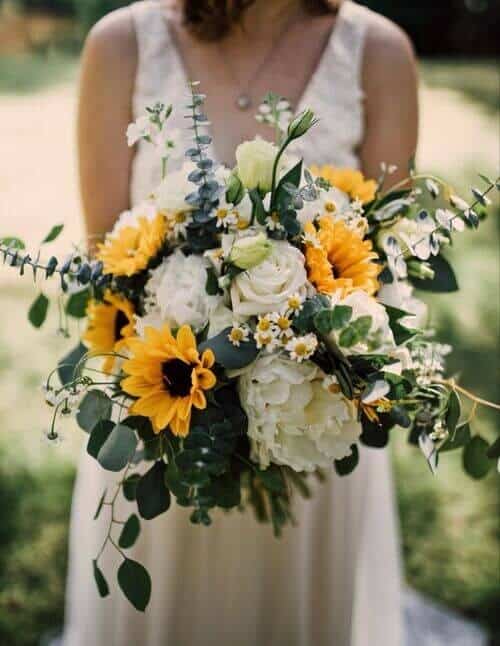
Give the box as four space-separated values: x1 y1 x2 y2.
217 10 302 111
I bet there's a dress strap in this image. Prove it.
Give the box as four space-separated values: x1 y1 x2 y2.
129 1 175 117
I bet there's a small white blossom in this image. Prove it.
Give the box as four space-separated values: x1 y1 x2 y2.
286 334 318 362
126 115 156 146
228 323 250 347
436 208 465 232
426 179 440 198
254 330 279 352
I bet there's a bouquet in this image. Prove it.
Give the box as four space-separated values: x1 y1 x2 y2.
2 85 498 611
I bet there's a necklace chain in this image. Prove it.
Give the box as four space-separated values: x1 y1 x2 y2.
217 10 302 111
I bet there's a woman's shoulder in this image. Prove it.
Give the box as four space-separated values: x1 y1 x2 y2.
82 6 138 79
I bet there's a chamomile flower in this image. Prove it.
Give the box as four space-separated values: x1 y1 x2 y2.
286 334 318 362
254 330 279 352
228 323 250 347
285 292 305 316
204 247 225 275
322 374 341 393
215 207 239 229
302 229 321 248
256 314 274 333
165 210 192 239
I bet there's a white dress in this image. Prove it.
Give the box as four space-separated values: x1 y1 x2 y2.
63 2 403 645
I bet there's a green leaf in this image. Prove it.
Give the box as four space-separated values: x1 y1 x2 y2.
313 309 335 335
293 295 330 334
409 254 459 293
66 288 90 318
338 325 359 348
274 159 303 211
445 390 461 434
87 420 114 459
463 435 493 479
486 436 500 459
136 461 171 520
350 316 372 339
334 445 359 476
118 514 141 549
117 558 151 612
384 304 419 345
92 560 110 598
257 466 286 494
330 305 352 329
0 236 25 250
77 390 113 432
205 267 220 296
57 342 87 387
93 488 107 520
440 423 471 453
122 473 141 501
226 172 245 205
41 223 64 244
199 327 258 370
249 189 267 225
28 292 49 328
97 423 138 472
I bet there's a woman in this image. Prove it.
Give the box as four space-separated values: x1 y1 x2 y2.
65 1 418 644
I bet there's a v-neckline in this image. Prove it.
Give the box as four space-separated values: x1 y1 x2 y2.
159 0 351 117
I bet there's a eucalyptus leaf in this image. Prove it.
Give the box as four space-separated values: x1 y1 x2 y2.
77 390 113 432
136 461 171 520
440 423 471 453
409 254 458 293
97 423 138 472
463 435 493 479
486 436 500 460
66 288 90 318
57 342 87 387
445 390 461 434
334 445 359 476
28 292 49 328
87 420 114 459
122 473 141 501
199 327 258 370
92 560 109 598
118 514 141 549
42 223 64 244
117 558 151 612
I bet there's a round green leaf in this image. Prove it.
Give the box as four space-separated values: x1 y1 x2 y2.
123 473 141 501
136 461 171 520
445 390 461 434
117 558 151 612
92 560 109 598
199 327 258 370
118 514 141 549
486 436 500 459
87 420 114 459
463 435 493 480
440 423 471 453
28 292 49 328
42 223 64 244
97 423 138 472
77 390 113 432
66 288 90 318
57 342 87 387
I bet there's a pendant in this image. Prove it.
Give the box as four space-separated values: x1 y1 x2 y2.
236 93 251 111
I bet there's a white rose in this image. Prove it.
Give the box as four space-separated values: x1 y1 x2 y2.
139 249 221 332
230 240 308 317
235 137 282 192
331 290 396 354
238 354 362 472
154 161 196 214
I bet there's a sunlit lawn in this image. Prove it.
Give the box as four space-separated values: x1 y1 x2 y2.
0 54 498 645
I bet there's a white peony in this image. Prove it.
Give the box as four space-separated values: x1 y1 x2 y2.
238 354 362 472
331 290 396 354
154 161 196 214
138 249 221 333
230 240 308 317
235 137 282 192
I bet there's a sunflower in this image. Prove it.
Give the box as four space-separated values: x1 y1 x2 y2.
304 217 381 296
121 325 216 437
311 165 377 204
96 213 167 277
83 290 136 373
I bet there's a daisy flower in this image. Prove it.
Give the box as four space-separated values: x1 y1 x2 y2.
286 334 318 362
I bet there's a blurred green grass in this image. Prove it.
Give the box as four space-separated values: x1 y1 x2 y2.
0 54 499 645
0 51 78 94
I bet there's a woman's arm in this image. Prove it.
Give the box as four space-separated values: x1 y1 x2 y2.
360 17 419 187
77 8 137 244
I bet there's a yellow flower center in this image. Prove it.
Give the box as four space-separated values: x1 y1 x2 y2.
237 216 249 230
288 296 301 310
277 316 291 330
324 201 336 213
257 318 271 332
230 328 244 342
294 342 308 356
271 211 280 222
216 208 228 220
174 212 187 224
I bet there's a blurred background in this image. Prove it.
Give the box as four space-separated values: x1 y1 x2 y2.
0 0 498 644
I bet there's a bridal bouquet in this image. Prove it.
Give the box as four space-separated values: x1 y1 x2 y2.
1 87 498 611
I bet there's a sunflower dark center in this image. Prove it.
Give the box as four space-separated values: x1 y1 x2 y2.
114 309 129 340
161 359 193 397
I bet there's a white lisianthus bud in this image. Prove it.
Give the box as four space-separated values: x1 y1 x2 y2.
229 232 273 270
407 260 435 280
287 109 317 140
235 137 281 192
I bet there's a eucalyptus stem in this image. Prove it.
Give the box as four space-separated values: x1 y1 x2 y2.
437 378 500 411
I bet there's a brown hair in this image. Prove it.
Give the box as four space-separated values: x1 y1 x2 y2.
183 1 338 41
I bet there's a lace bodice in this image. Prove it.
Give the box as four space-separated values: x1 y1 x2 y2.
129 0 372 207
